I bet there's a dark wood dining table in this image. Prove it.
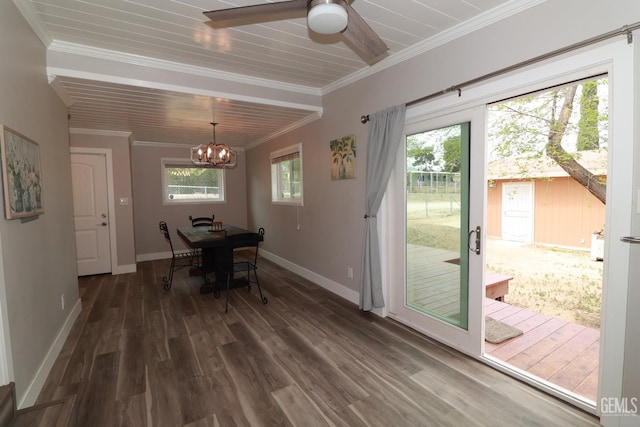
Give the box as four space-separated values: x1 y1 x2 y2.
177 224 264 293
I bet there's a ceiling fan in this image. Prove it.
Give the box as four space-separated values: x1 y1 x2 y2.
203 0 388 63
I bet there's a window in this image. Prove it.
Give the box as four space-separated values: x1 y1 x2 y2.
162 158 225 204
270 143 303 205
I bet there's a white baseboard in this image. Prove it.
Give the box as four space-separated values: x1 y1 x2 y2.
136 251 189 263
18 298 82 409
112 264 137 275
138 248 361 306
260 250 359 305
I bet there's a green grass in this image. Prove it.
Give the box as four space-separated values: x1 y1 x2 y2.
407 222 460 251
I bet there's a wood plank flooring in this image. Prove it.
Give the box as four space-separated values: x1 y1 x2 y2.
35 256 599 426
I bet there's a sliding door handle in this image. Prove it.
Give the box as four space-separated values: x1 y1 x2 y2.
468 226 481 255
621 236 640 244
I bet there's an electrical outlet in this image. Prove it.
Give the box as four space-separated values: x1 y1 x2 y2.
347 267 353 279
61 294 65 311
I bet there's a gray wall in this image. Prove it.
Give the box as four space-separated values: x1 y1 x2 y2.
131 145 248 257
0 2 79 403
69 131 137 270
247 119 363 292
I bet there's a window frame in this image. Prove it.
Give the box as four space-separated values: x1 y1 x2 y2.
161 158 226 205
270 143 304 206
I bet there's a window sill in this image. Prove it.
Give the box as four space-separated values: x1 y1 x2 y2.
272 200 303 207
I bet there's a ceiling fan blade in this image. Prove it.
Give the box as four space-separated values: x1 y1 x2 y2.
204 0 307 28
341 3 388 63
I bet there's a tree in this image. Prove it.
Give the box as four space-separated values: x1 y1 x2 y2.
577 81 599 151
490 79 607 204
545 85 606 203
442 135 461 173
407 135 437 170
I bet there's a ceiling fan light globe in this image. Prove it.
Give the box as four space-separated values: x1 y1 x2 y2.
308 3 348 35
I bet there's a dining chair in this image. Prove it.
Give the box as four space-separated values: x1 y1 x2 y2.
188 214 215 266
219 227 267 313
189 214 214 227
158 221 195 290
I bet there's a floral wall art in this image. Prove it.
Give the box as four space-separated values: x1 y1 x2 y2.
0 126 44 219
330 134 356 180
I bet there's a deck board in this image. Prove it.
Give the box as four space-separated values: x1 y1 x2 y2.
407 244 599 402
484 303 599 402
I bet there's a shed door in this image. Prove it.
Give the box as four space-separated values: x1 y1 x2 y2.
502 182 533 243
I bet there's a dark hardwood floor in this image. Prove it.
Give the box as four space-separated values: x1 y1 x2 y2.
36 255 599 426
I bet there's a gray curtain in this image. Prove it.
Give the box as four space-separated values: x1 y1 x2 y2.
359 104 406 311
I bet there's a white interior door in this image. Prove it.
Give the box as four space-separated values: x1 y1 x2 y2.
502 182 533 243
71 153 111 276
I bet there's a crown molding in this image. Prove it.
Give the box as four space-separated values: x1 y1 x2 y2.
48 76 74 107
244 111 323 150
138 110 322 154
322 0 547 95
69 128 132 138
48 40 322 98
13 0 52 48
131 140 245 151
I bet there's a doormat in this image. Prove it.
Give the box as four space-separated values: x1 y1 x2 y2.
485 316 523 344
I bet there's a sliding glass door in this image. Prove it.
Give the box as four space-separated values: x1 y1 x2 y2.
384 39 634 416
405 122 470 327
388 108 485 356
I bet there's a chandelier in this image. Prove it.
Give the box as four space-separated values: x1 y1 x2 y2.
191 122 236 167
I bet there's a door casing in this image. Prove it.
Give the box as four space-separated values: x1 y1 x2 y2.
70 147 117 276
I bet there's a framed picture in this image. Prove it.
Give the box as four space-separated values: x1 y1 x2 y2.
0 126 44 219
330 134 356 180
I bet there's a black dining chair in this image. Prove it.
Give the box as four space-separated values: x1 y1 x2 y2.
189 214 214 228
158 221 195 290
219 227 267 313
188 214 215 266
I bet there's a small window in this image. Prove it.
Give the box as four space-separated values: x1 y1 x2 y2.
270 143 303 206
162 158 225 204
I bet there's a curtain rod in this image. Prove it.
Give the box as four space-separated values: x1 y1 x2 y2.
361 21 639 124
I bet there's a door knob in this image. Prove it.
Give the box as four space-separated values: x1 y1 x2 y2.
96 222 108 226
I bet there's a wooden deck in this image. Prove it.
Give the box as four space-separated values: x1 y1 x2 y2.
485 298 599 402
407 244 599 402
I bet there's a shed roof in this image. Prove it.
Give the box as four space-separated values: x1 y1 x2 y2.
487 150 607 180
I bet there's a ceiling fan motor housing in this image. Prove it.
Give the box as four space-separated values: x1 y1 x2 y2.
307 0 348 34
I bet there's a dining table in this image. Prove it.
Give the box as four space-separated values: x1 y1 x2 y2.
177 224 264 293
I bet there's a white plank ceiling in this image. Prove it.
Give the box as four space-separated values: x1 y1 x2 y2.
14 0 539 147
